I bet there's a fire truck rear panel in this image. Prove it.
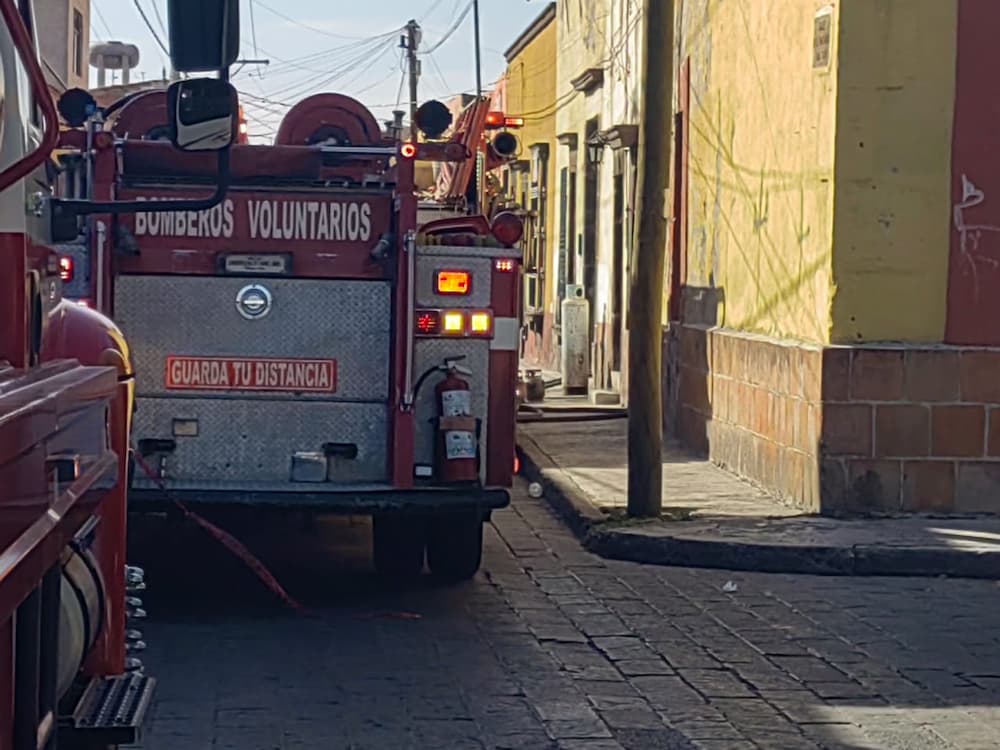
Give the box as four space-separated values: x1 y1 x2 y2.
117 272 394 491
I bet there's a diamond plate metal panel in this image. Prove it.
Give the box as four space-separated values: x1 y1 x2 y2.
131 396 388 487
115 276 392 402
415 254 493 308
412 339 490 477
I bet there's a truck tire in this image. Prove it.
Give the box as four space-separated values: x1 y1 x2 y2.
426 513 483 582
372 515 425 580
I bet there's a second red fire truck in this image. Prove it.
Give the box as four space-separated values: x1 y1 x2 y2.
57 86 525 581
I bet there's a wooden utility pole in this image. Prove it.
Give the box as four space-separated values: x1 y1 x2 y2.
627 0 674 517
405 20 421 129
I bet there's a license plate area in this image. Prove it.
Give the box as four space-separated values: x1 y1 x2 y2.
221 253 292 275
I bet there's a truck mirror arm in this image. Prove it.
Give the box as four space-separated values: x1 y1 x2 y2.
49 149 231 217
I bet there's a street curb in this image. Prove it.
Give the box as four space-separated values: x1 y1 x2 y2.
517 441 1000 579
516 435 606 539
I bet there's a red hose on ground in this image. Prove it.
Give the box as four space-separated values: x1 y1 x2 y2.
131 452 309 615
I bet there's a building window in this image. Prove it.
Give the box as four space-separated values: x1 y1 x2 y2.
72 9 84 77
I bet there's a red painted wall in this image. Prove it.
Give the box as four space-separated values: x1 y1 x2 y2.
946 0 1000 344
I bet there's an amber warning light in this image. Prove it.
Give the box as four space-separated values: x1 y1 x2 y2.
436 270 471 295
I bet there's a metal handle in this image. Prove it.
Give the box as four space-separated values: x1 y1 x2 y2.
402 230 417 409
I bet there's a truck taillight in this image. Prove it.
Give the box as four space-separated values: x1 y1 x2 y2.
416 310 441 335
415 309 493 337
59 256 74 282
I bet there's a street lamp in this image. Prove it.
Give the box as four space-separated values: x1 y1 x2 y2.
587 136 605 166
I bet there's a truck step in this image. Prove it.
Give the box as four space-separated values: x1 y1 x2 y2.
68 672 156 745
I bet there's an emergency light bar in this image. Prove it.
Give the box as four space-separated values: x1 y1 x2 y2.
415 309 494 338
484 111 525 130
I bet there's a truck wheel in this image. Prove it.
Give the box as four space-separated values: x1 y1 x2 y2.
372 516 425 580
426 513 483 582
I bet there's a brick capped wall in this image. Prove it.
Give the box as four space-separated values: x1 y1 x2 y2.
669 324 1000 515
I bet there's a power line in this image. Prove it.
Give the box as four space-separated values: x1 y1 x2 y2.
421 1 472 55
149 0 167 36
91 0 113 38
257 35 399 104
248 0 260 58
132 0 168 56
254 0 403 41
426 52 451 95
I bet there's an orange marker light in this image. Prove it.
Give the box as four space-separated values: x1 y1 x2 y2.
443 311 465 334
436 270 471 295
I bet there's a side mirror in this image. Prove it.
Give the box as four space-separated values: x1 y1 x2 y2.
167 0 240 72
167 78 238 152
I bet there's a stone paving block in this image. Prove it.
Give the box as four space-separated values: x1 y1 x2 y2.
770 656 853 684
615 658 675 677
614 727 697 750
598 706 666 730
136 487 1000 750
544 719 614 740
677 668 758 699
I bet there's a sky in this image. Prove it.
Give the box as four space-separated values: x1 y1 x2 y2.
90 0 549 140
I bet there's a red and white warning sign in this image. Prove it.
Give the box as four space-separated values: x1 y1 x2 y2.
165 356 337 393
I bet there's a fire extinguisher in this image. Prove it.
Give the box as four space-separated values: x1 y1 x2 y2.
434 363 479 484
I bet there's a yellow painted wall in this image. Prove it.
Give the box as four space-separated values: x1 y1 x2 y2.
506 22 557 167
505 13 558 311
677 0 839 344
830 0 957 343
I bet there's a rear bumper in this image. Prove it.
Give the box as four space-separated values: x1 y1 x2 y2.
127 485 511 514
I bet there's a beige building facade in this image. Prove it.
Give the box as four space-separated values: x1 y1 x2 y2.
36 0 89 94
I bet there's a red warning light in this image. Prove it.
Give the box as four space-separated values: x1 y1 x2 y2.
484 111 505 129
415 309 441 335
59 256 74 282
400 142 418 159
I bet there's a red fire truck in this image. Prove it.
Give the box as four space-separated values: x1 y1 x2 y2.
56 84 525 580
1 0 253 744
0 0 157 746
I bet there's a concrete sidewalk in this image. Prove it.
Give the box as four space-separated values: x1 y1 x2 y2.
517 418 1000 578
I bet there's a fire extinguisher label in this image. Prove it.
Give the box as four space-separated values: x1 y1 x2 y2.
445 431 476 460
441 389 472 417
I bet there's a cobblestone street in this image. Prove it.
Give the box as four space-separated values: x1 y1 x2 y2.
135 485 1000 750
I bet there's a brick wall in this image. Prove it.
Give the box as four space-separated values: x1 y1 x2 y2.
670 324 1000 515
673 325 824 511
821 346 1000 514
